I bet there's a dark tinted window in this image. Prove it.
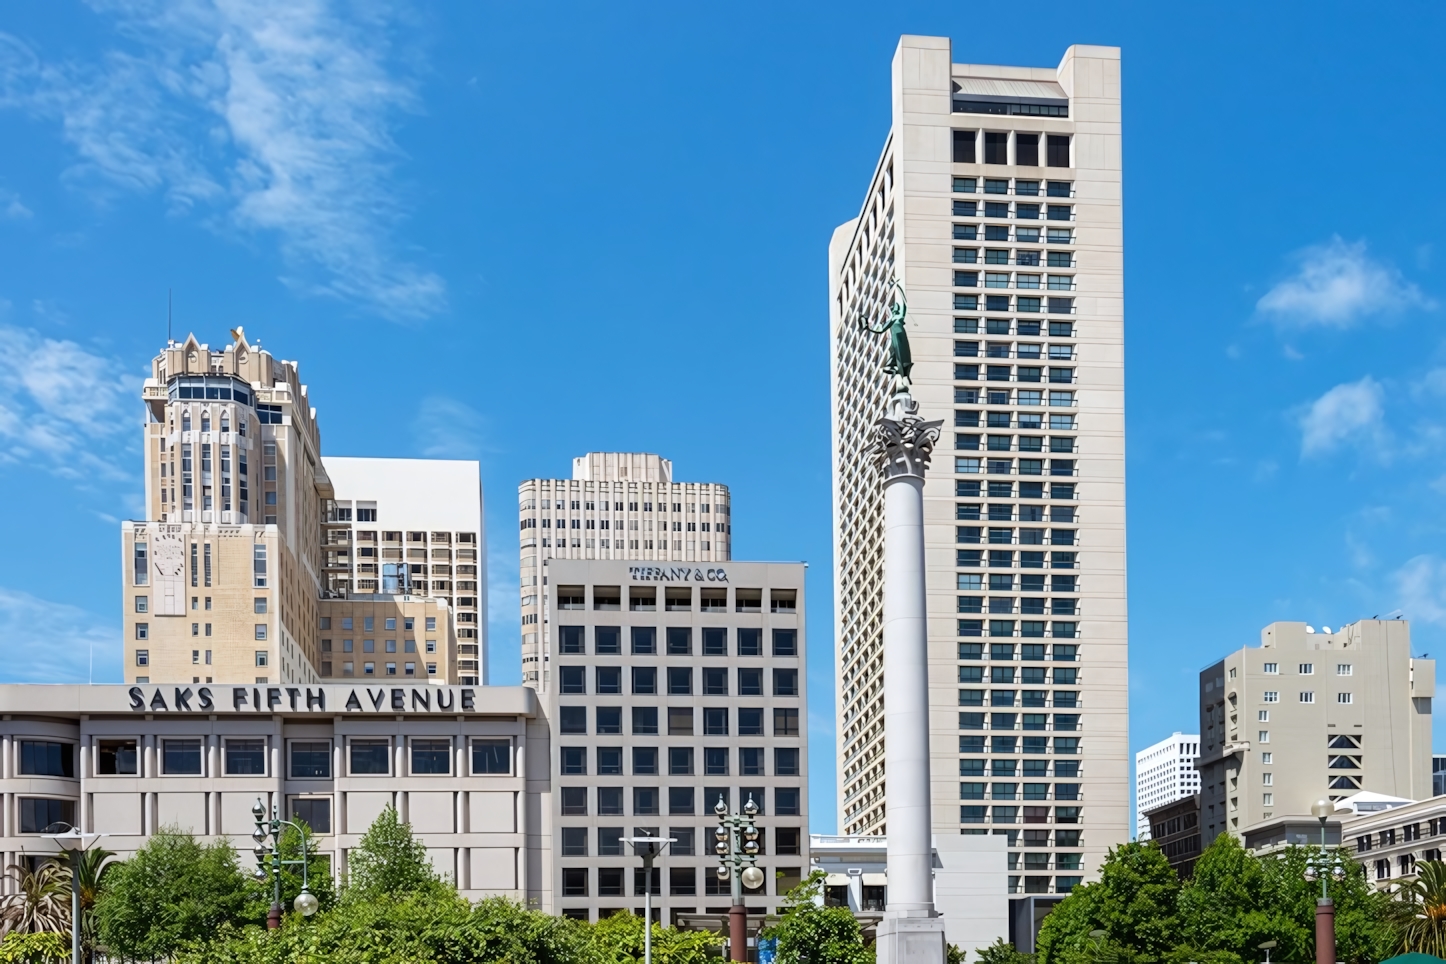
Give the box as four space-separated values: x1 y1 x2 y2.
737 628 762 656
598 788 624 814
669 747 694 776
631 626 656 655
1047 135 1070 167
705 747 729 775
703 667 729 695
633 747 658 775
984 132 1008 164
596 666 621 694
411 739 450 775
739 668 763 696
163 739 202 775
472 740 510 774
559 666 585 694
226 739 266 775
702 627 727 655
559 706 587 734
633 787 660 815
704 707 729 735
666 627 691 655
291 798 330 833
776 788 801 816
595 626 621 654
632 667 656 694
20 797 74 834
561 786 588 815
774 708 800 736
561 828 588 856
1016 133 1040 166
669 786 695 814
953 129 976 163
772 629 797 657
632 706 658 735
776 748 800 775
597 748 623 775
667 667 692 695
558 625 584 654
596 707 622 734
560 747 587 775
738 708 764 735
740 747 765 776
97 740 137 775
668 707 693 735
350 740 390 775
19 741 73 778
561 867 588 895
773 668 799 696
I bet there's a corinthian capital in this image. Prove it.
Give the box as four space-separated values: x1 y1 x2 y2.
872 393 943 481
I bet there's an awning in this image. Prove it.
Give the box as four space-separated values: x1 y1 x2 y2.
825 873 851 886
862 873 888 886
951 76 1068 104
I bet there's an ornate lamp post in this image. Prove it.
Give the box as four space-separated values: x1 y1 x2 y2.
714 794 765 962
624 836 675 964
42 824 104 964
252 798 319 928
1303 799 1345 964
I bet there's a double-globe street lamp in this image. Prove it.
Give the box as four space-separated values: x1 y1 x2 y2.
252 798 319 928
715 794 766 963
1303 798 1346 964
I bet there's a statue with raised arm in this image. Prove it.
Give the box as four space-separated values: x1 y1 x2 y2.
858 279 913 393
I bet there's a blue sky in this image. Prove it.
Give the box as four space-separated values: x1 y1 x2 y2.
1 2 1445 834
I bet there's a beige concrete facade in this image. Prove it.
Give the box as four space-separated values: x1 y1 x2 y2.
121 333 483 686
830 36 1127 896
517 453 730 688
539 560 807 923
0 683 552 906
1197 620 1434 844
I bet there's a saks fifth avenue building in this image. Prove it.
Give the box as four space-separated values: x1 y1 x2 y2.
0 683 552 907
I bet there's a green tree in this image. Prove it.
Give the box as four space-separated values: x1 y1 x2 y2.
1253 844 1391 964
761 871 874 964
94 826 251 959
1392 859 1446 957
1174 833 1275 961
975 936 1035 964
343 805 445 902
244 820 337 923
588 909 721 963
0 932 69 963
52 845 115 963
1035 841 1181 964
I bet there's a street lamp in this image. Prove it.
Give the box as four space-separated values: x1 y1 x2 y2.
252 798 319 928
1303 799 1346 964
715 794 765 963
41 824 104 964
1258 939 1277 964
624 836 675 964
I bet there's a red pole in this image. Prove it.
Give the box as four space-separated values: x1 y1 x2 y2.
1315 899 1335 964
730 902 747 962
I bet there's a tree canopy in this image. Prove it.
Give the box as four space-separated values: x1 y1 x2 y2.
760 871 874 964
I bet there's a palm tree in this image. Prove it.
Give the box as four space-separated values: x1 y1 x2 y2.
52 846 115 963
1393 858 1446 957
0 861 69 937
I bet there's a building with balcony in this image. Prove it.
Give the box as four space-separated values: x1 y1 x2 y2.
1135 732 1199 841
1197 620 1434 844
121 331 484 685
830 35 1127 898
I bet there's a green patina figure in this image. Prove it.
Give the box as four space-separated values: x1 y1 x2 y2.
859 279 912 391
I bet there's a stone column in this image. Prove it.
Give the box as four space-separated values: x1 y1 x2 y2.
1315 899 1334 964
872 392 947 964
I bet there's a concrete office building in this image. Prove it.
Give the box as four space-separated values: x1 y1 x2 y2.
121 332 483 686
539 560 808 922
1142 794 1200 877
1135 732 1199 841
830 36 1127 897
517 453 731 688
1197 620 1434 844
323 458 487 684
0 683 550 905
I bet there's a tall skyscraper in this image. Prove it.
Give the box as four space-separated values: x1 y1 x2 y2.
1135 733 1199 841
1197 620 1434 843
121 331 484 685
516 453 731 690
830 36 1127 896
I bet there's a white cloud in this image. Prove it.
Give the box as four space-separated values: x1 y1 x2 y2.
1394 555 1446 626
0 189 30 219
0 1 444 319
1299 376 1386 457
413 395 488 459
0 588 120 683
1257 237 1431 328
0 324 138 480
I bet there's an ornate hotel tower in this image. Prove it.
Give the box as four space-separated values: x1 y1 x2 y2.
831 36 1128 900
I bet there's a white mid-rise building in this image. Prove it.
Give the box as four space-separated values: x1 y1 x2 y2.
830 35 1127 897
1134 733 1199 840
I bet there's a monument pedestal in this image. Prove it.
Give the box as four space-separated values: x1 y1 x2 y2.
877 913 948 964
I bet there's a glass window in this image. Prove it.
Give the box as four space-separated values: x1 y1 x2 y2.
772 629 798 656
97 739 137 776
667 667 692 695
472 740 510 774
559 707 587 734
224 739 266 776
632 667 657 694
702 627 727 655
19 798 74 834
350 739 390 775
633 747 659 775
288 741 330 779
739 668 763 696
632 706 659 735
773 669 799 696
19 741 73 778
411 739 451 775
737 628 762 656
631 626 656 655
738 707 764 735
162 739 202 775
291 797 331 834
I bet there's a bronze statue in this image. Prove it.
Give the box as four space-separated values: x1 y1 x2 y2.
858 279 913 393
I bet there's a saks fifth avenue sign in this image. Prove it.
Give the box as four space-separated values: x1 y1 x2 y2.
128 685 478 714
627 566 729 582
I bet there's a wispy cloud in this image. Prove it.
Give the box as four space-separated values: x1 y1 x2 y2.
0 587 120 683
0 324 137 479
413 395 488 458
1257 237 1432 328
0 1 444 319
1394 555 1446 626
1299 376 1386 457
0 189 30 220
